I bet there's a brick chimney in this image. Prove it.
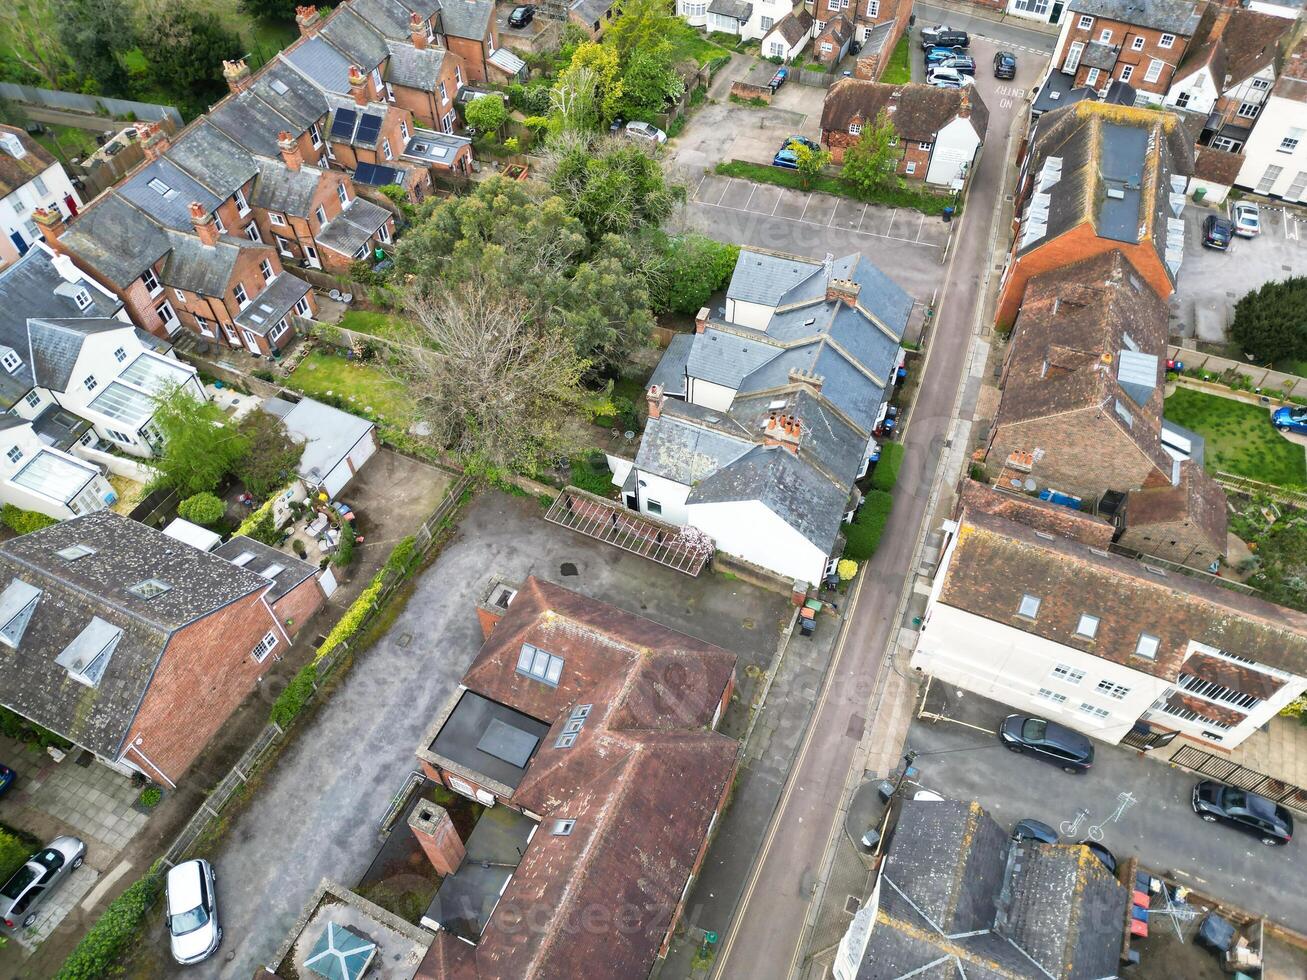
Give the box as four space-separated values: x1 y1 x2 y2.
410 11 428 49
647 384 664 420
957 88 971 120
409 804 465 876
788 368 824 393
348 65 369 106
476 578 518 639
222 59 253 95
296 4 322 37
763 413 802 454
278 131 302 171
140 122 171 162
1206 0 1240 47
826 278 861 307
695 306 710 334
32 207 66 245
189 202 220 246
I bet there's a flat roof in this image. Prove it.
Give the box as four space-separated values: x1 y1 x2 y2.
429 690 550 790
423 805 536 942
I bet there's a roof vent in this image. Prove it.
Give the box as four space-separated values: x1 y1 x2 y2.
1106 187 1126 200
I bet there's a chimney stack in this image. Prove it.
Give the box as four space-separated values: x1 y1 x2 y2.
695 306 710 334
295 4 322 37
32 207 67 245
278 130 302 171
189 202 220 246
408 805 465 876
410 11 428 49
647 384 664 420
763 413 802 454
348 65 369 106
826 277 861 307
957 88 971 119
140 122 171 162
222 59 253 95
1206 0 1240 45
787 368 824 393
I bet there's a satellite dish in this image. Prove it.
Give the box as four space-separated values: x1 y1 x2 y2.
1009 478 1022 488
1024 478 1037 491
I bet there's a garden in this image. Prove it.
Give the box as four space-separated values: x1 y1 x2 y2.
1227 493 1307 614
1163 386 1307 488
286 350 415 426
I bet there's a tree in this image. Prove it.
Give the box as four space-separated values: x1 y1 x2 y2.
394 278 590 475
651 234 739 314
143 3 241 110
177 492 226 526
604 0 680 65
150 386 250 496
464 94 508 134
556 43 623 125
547 138 678 241
550 65 603 133
52 0 135 94
238 0 300 21
552 234 655 370
0 1 68 86
840 111 901 198
618 44 683 118
792 142 832 191
1230 277 1307 363
234 409 301 501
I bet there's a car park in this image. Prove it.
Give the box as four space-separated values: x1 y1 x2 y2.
1233 201 1260 238
507 4 534 27
1192 780 1293 846
993 51 1017 79
925 45 967 65
0 836 85 929
624 121 667 145
921 25 969 49
931 56 975 75
998 714 1094 773
1273 406 1307 434
166 859 222 964
1202 214 1234 250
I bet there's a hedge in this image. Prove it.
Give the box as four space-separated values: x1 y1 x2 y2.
0 706 72 749
0 826 36 881
55 869 163 980
1 505 57 536
270 662 318 729
842 490 893 562
871 442 904 492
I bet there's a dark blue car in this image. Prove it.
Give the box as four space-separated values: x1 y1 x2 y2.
926 45 966 65
772 136 821 169
0 764 13 798
1273 406 1307 434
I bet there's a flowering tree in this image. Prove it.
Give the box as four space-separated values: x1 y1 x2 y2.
675 524 716 558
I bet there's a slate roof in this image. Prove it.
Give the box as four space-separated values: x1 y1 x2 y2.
249 60 331 131
212 536 317 603
164 121 260 200
315 196 391 256
234 273 312 335
421 577 738 980
350 0 418 39
769 8 815 47
118 158 223 232
1123 459 1227 553
321 5 391 69
384 40 447 89
572 0 618 24
160 230 256 297
0 512 271 758
647 332 692 398
0 126 56 199
1067 0 1201 36
26 317 130 392
1081 40 1120 69
283 37 357 95
438 0 495 40
634 410 752 485
940 508 1307 681
251 158 325 216
208 90 302 158
58 192 171 289
707 0 752 19
726 249 823 306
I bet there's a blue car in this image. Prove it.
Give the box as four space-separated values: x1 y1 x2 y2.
1273 406 1307 434
926 45 967 65
0 764 11 797
772 136 821 169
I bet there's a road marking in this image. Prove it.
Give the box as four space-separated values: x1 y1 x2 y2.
828 204 840 227
887 208 898 235
799 195 813 221
716 178 735 207
856 203 868 230
693 197 942 248
914 213 925 242
744 182 758 211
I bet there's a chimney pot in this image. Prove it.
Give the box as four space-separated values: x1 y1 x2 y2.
295 4 321 36
348 65 369 106
140 122 171 161
646 384 664 420
189 201 220 246
222 59 252 94
826 278 861 307
408 804 465 876
277 130 303 171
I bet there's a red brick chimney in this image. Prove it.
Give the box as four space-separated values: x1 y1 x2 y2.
278 131 302 171
647 384 664 420
409 804 465 876
410 11 428 49
296 4 322 37
189 202 220 246
763 414 802 454
31 207 67 245
826 278 861 307
957 88 971 120
476 579 518 639
1206 0 1240 46
695 306 710 334
140 122 171 162
348 65 369 106
222 59 253 95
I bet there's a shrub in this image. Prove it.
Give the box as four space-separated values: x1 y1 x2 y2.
56 870 163 980
137 786 162 808
382 535 417 577
270 663 318 728
0 706 72 749
842 490 893 562
177 492 226 526
837 559 857 581
332 521 356 567
315 576 385 665
0 827 35 882
871 442 904 492
1 505 57 536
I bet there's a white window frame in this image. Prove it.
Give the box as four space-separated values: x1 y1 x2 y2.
213 210 226 234
293 295 311 317
1096 680 1130 700
234 188 250 215
269 212 287 227
516 643 564 685
1237 102 1261 119
866 0 879 14
1036 688 1068 705
1144 58 1164 84
260 258 276 282
1 351 20 373
439 80 448 104
1085 68 1100 87
113 346 127 363
83 374 98 392
309 122 323 148
918 141 933 151
1098 29 1112 43
315 205 327 229
156 300 178 327
1078 702 1110 720
1077 14 1093 28
1119 64 1134 82
234 283 249 309
245 222 262 243
336 184 349 206
1131 36 1144 51
24 390 40 409
1050 663 1085 684
1159 33 1175 49
905 161 916 175
6 446 22 465
848 121 862 136
1279 132 1301 154
382 137 393 160
270 318 290 343
141 268 162 296
1063 41 1085 74
399 119 409 140
251 630 279 663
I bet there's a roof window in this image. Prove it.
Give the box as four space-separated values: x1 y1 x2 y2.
0 579 41 649
517 643 563 686
1017 594 1041 619
55 616 122 687
56 544 96 561
551 819 575 836
1075 614 1099 639
1135 633 1159 660
129 578 172 599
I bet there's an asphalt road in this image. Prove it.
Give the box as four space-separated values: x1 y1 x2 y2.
708 37 1048 980
913 1 1059 54
908 684 1307 932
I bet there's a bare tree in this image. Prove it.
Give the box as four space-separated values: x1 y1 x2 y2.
396 278 590 476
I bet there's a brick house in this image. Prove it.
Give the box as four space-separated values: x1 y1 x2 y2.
212 535 332 631
996 101 1193 327
821 80 988 186
431 0 503 84
0 512 324 786
413 576 739 977
814 15 855 67
1050 0 1203 102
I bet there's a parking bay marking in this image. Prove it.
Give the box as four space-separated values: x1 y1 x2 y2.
694 194 942 248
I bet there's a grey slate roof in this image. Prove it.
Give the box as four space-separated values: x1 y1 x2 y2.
394 0 442 18
26 317 129 393
282 38 356 95
59 193 170 289
209 90 301 157
321 5 390 69
249 61 330 132
438 0 495 40
1081 40 1120 70
634 412 752 485
1068 0 1201 35
315 196 391 256
0 512 271 759
726 250 823 307
119 158 223 232
647 332 692 398
160 231 251 297
234 273 312 335
707 0 752 19
164 121 260 199
385 39 447 89
251 158 324 216
212 536 316 603
572 0 618 23
352 0 419 38
687 327 780 387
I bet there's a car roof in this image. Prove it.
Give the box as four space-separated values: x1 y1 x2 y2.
166 861 204 913
1041 719 1091 750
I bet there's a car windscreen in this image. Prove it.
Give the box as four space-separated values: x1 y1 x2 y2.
170 903 210 935
1 865 38 899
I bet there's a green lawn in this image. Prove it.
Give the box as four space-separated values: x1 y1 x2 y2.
667 23 732 67
338 309 411 341
880 35 911 85
715 160 954 215
1164 387 1307 488
33 126 101 165
287 351 414 424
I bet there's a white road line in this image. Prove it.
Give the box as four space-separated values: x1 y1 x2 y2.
694 173 708 199
744 182 758 211
772 191 784 215
716 178 733 207
914 213 925 242
827 204 840 227
799 195 813 221
887 208 898 235
693 197 942 248
856 203 869 230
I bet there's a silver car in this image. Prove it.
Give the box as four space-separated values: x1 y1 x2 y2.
1233 201 1260 238
166 859 221 964
0 836 85 929
624 120 667 145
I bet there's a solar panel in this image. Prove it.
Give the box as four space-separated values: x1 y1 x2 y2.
354 162 379 185
329 108 357 141
354 113 382 145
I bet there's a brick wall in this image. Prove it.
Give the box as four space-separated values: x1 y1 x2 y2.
271 573 327 637
1056 15 1191 97
823 123 933 171
447 35 490 83
125 588 282 785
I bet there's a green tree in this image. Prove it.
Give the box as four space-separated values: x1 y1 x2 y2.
464 93 508 134
651 234 739 314
238 0 300 21
52 0 135 94
150 386 250 496
792 142 832 190
1230 277 1307 364
143 3 241 111
556 42 623 123
553 234 655 370
618 44 683 117
234 409 301 501
177 491 226 526
840 111 901 198
547 139 678 241
604 0 680 65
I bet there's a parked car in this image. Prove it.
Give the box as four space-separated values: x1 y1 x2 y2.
1233 201 1261 238
784 135 821 153
931 56 976 75
507 4 535 27
921 25 969 49
773 136 821 169
623 121 667 145
166 859 221 964
0 836 85 929
1202 214 1234 250
0 764 12 798
998 714 1094 773
1012 818 1058 844
1080 841 1117 873
769 67 789 92
993 50 1018 79
925 45 967 65
928 68 974 89
1192 780 1293 846
1273 406 1307 434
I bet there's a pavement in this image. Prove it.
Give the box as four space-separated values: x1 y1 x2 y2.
907 681 1307 933
169 489 788 979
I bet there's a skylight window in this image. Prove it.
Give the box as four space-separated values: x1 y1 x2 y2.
1017 594 1041 619
129 578 172 599
516 643 563 686
231 551 255 567
1135 633 1159 660
259 564 285 579
56 544 96 561
1075 614 1099 639
147 177 171 195
551 819 575 836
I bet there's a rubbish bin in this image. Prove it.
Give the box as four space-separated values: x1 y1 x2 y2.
942 205 956 223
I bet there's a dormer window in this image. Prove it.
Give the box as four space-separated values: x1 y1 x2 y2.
129 578 171 599
516 643 563 686
56 616 122 687
73 288 92 311
0 579 40 649
0 350 19 373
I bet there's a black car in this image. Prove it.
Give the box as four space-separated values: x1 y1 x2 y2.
999 714 1094 773
1202 214 1234 250
1192 780 1294 846
1012 818 1058 844
921 25 969 49
507 4 535 27
994 51 1017 79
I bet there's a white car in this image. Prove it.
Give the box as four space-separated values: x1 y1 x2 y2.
166 859 221 965
624 121 667 145
927 67 974 89
1233 201 1260 238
